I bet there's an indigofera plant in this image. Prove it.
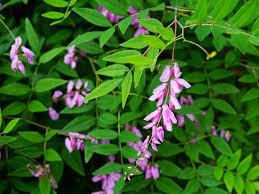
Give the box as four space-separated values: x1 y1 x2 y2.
0 0 258 194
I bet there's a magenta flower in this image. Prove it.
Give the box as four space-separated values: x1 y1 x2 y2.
22 46 35 64
160 65 171 82
134 27 149 37
97 6 123 23
10 36 22 60
64 45 78 69
211 126 217 136
143 107 161 129
149 83 167 107
48 107 59 120
145 165 160 179
52 90 63 102
162 104 177 131
225 131 231 142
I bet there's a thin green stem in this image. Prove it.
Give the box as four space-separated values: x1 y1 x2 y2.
117 111 124 166
0 18 15 40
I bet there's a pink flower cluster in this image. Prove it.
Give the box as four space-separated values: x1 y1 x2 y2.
125 124 159 180
10 36 35 75
48 80 90 120
27 163 57 189
64 45 78 69
65 132 98 153
92 172 121 194
97 6 149 37
212 126 231 142
143 63 191 151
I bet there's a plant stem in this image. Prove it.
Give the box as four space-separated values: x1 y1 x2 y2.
117 111 124 166
171 9 178 63
0 18 15 40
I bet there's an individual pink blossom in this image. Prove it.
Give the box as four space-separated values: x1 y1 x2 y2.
52 90 63 102
92 172 121 194
145 165 159 179
143 107 161 129
149 83 167 107
169 94 181 110
11 55 26 75
211 126 217 136
48 107 59 120
10 36 22 60
160 65 171 82
22 46 35 64
134 27 149 37
97 6 123 23
64 45 78 69
162 104 177 131
225 131 231 142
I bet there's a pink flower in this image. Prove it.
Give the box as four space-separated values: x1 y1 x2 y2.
65 138 73 153
22 46 35 64
169 94 181 110
97 6 123 23
149 83 167 107
145 165 159 179
134 27 149 37
160 65 171 82
92 172 121 193
76 79 83 90
64 45 78 69
48 107 59 120
52 90 63 102
162 104 177 131
10 36 22 60
143 107 161 129
225 131 231 142
211 126 217 136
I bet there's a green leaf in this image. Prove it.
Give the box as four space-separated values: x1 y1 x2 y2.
245 181 256 194
121 71 132 108
187 83 208 95
157 160 181 177
134 67 145 88
25 18 40 55
217 155 229 167
42 11 64 19
211 99 236 114
120 112 140 124
137 18 163 33
157 142 184 157
43 0 68 7
62 115 95 132
68 31 101 47
237 154 252 175
103 50 151 65
198 140 215 159
227 149 241 170
44 148 62 161
39 47 66 64
60 104 94 114
39 175 51 194
224 171 234 192
114 175 125 194
2 102 26 116
192 0 207 21
34 78 67 92
211 0 238 20
241 88 259 102
3 118 20 134
85 79 122 101
96 0 128 16
211 136 233 157
247 165 259 181
209 69 233 80
19 131 44 143
239 74 257 83
204 188 229 194
0 83 30 96
183 179 200 194
234 175 244 194
88 129 118 140
89 144 119 156
118 16 132 34
212 83 239 95
98 112 117 126
155 177 183 194
0 136 16 145
61 149 85 176
122 145 138 159
93 163 121 175
184 72 206 83
119 130 141 143
28 100 48 112
99 27 115 48
120 35 165 49
73 8 112 27
96 64 129 77
230 0 258 27
213 166 223 181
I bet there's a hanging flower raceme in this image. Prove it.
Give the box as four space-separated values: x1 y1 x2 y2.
27 163 57 189
64 45 78 69
65 132 97 153
143 63 191 153
9 36 35 75
97 6 150 37
64 80 90 109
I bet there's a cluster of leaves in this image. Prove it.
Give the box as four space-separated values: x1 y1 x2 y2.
0 0 258 194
